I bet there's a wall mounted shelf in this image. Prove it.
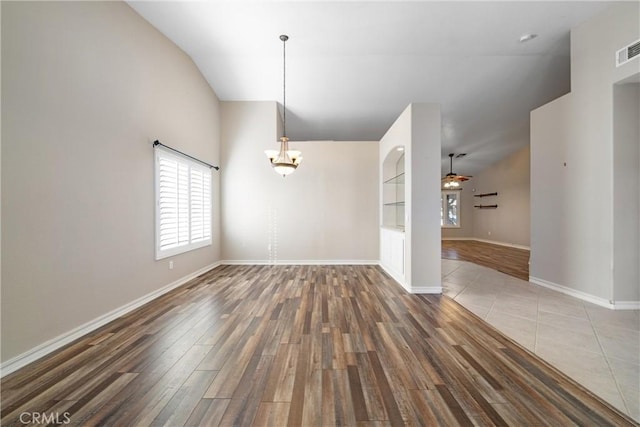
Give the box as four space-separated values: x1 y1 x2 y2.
474 192 498 198
474 204 498 209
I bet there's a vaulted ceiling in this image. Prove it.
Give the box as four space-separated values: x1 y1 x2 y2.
128 1 614 175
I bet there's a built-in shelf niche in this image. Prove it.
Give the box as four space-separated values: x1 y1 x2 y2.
382 149 405 230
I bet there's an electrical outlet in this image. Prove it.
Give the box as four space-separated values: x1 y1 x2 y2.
488 231 491 236
169 261 174 270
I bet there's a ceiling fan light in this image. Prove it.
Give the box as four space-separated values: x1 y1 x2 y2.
442 153 471 187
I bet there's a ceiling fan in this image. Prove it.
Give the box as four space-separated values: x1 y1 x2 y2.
442 153 472 189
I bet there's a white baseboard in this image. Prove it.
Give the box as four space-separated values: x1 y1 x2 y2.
473 238 530 251
529 276 640 310
442 237 530 251
529 276 610 308
222 260 378 265
411 286 443 294
612 301 640 310
378 263 442 295
378 262 406 291
0 261 221 378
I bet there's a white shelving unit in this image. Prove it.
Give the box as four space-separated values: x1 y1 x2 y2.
381 149 405 281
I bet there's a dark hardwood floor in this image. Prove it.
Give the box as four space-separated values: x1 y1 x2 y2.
442 240 530 281
1 265 636 426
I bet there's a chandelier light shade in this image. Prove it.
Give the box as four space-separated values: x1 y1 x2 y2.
265 34 302 177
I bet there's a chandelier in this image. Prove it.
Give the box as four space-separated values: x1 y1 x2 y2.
265 35 302 177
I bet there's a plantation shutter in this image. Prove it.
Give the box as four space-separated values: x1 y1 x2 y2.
190 168 211 243
155 146 212 259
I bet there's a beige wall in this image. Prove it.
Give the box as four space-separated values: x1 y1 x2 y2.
1 2 221 363
531 2 639 302
471 146 530 248
613 83 639 302
221 101 379 263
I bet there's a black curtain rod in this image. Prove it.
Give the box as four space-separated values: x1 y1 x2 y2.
153 140 219 171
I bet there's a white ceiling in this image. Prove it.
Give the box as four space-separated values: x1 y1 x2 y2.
128 1 614 175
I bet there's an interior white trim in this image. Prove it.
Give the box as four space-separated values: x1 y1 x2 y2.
222 260 378 265
0 262 221 378
378 263 442 295
529 276 639 310
378 262 406 290
530 275 610 307
411 286 444 294
442 237 530 251
611 301 640 310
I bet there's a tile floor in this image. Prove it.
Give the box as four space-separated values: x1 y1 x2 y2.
442 258 640 422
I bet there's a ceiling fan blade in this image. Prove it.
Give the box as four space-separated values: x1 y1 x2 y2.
442 174 472 181
443 154 472 182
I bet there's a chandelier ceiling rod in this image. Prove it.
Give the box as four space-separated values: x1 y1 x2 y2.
281 34 288 138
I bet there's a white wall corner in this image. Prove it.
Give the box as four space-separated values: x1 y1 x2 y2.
0 262 221 378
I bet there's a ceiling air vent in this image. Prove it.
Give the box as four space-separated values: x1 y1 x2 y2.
616 38 640 67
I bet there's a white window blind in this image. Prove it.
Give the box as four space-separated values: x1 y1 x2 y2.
155 146 212 260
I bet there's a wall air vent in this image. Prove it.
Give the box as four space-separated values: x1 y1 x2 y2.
616 38 640 67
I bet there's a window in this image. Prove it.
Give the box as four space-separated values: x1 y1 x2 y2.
155 146 212 260
441 191 460 228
